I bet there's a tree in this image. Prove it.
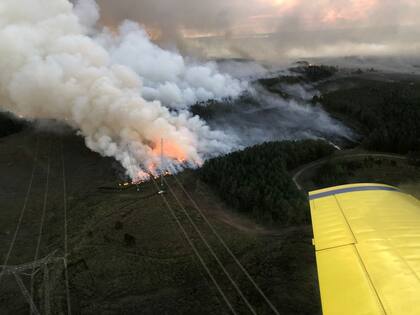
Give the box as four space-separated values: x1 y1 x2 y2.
199 140 335 226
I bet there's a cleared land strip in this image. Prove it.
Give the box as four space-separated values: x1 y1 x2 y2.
292 152 407 191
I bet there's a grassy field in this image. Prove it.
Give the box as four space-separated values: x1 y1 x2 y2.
0 128 320 315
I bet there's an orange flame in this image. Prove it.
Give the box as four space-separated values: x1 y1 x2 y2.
147 162 158 175
151 140 187 163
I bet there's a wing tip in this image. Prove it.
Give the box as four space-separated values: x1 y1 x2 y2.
309 183 399 201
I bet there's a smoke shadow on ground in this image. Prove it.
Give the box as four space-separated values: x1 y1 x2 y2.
192 80 356 149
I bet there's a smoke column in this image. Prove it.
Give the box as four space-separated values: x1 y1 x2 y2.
0 0 356 180
96 21 246 110
0 0 244 179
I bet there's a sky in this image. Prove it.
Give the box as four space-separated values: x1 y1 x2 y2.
97 0 420 60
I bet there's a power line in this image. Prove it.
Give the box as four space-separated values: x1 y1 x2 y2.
30 139 51 313
169 168 280 315
151 178 238 315
14 273 40 315
0 251 58 276
0 137 40 285
43 264 51 315
1 136 74 315
127 145 136 182
1 251 58 313
162 176 257 315
60 140 72 315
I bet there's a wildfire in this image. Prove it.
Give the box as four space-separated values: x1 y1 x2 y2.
151 140 187 163
147 162 157 174
120 139 186 186
126 165 172 186
131 170 152 184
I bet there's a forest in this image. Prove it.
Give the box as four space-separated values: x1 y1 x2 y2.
0 112 26 137
199 140 335 225
319 79 420 154
292 64 338 82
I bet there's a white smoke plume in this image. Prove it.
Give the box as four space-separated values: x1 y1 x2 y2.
200 85 355 148
96 21 246 110
0 0 242 180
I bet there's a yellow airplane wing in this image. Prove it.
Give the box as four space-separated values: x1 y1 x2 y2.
309 183 420 315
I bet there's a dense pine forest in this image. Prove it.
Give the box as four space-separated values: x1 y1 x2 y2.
319 79 420 154
199 140 335 225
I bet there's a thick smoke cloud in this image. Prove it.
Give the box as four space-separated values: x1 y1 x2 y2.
0 0 357 181
95 0 234 39
96 0 420 61
0 0 240 179
96 21 246 109
201 85 355 149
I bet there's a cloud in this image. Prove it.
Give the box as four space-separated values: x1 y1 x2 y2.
95 0 235 39
95 0 420 60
